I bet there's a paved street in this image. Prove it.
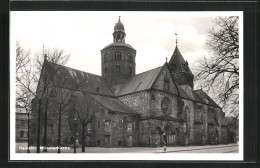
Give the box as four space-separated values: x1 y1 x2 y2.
16 142 238 153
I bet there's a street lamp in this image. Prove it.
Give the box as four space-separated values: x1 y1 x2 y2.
73 112 78 153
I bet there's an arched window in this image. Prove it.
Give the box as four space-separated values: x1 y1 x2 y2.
115 51 121 60
151 94 155 100
104 67 107 74
20 131 24 137
118 139 122 146
116 65 120 72
164 125 172 134
87 123 92 133
73 112 78 120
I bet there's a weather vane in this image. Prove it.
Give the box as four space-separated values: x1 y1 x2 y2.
175 33 178 45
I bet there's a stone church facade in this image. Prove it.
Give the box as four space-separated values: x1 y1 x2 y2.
30 18 228 148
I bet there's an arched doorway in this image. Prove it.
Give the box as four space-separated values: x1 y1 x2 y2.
118 139 122 146
164 124 174 145
215 128 219 144
156 127 163 146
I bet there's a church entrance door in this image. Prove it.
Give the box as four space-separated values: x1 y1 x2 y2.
104 135 111 147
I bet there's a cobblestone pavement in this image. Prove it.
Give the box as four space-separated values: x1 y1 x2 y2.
16 142 238 153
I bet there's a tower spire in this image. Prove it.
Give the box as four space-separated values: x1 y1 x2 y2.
119 16 121 22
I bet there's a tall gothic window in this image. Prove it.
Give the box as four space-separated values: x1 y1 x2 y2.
115 51 121 60
97 120 101 129
119 119 123 129
164 77 170 91
184 107 190 134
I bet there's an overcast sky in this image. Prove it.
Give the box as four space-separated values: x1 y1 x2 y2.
11 11 238 76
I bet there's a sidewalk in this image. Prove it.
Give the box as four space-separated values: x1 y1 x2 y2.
16 142 238 153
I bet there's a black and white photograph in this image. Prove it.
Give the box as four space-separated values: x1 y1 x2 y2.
10 11 243 160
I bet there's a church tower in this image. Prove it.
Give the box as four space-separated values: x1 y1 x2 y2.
168 36 194 88
101 17 136 85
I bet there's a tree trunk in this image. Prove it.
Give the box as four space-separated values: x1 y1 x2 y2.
37 100 42 153
81 125 86 152
27 111 30 153
58 106 61 153
43 99 48 152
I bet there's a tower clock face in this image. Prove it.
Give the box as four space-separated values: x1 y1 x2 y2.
161 97 172 115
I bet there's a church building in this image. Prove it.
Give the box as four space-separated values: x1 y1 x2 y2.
30 17 228 148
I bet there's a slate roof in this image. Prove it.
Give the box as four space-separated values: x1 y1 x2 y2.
192 90 206 103
90 94 139 115
194 89 220 108
45 61 114 96
168 46 193 75
112 66 162 96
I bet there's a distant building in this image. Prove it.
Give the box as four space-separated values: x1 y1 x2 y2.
16 105 30 142
30 17 228 148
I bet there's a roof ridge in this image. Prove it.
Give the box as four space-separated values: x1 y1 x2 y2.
46 61 102 78
135 66 162 76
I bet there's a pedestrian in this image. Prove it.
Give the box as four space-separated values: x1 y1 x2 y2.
163 141 167 152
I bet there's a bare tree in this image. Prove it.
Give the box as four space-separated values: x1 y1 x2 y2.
16 42 34 153
195 16 239 117
51 77 78 153
75 92 96 152
225 116 239 143
16 43 70 153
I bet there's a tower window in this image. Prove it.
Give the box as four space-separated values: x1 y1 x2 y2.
129 67 132 75
115 51 121 60
116 65 120 72
128 53 132 62
104 67 107 74
104 54 108 62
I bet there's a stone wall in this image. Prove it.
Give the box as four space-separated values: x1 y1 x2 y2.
118 91 149 117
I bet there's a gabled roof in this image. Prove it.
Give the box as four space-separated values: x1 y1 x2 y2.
194 89 220 108
168 45 193 75
113 66 162 96
44 61 114 96
90 94 139 115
